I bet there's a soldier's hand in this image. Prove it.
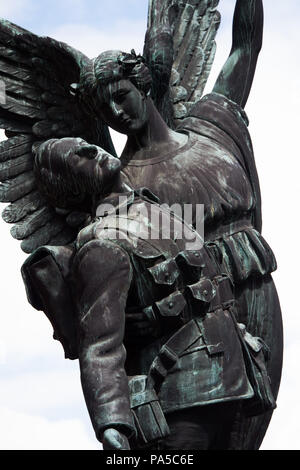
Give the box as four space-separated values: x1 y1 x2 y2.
102 428 130 450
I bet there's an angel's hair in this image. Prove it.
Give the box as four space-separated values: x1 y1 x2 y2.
80 49 152 98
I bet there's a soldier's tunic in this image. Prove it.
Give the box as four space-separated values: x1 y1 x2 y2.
73 190 253 429
21 190 274 449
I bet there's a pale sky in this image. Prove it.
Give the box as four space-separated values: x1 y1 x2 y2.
0 0 299 450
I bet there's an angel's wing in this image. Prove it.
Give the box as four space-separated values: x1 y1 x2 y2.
0 18 116 254
144 0 220 128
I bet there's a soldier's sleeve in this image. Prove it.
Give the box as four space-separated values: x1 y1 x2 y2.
72 238 136 442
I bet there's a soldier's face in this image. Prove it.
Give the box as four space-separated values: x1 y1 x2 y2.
97 79 148 135
67 145 121 193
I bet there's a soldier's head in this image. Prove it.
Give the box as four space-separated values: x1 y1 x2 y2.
34 137 121 211
80 50 152 134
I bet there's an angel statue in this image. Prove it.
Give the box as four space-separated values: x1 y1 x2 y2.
0 0 283 451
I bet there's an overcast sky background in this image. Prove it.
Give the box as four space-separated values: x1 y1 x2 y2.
0 0 299 450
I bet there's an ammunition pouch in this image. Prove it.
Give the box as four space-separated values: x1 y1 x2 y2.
236 322 276 417
128 375 170 448
129 314 276 447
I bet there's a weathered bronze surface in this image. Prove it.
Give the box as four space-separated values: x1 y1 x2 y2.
0 0 283 450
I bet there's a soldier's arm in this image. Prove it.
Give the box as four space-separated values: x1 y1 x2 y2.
213 0 263 108
72 239 135 449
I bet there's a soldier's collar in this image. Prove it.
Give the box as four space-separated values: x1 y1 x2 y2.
134 188 160 204
96 190 135 217
96 188 160 218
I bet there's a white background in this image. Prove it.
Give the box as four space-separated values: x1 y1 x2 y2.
0 0 299 450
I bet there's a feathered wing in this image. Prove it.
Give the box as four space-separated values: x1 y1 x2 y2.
144 0 220 128
0 18 116 254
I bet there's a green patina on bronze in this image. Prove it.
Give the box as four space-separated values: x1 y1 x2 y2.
0 0 283 451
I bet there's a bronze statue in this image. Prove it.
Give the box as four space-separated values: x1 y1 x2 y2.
22 137 276 450
0 0 283 450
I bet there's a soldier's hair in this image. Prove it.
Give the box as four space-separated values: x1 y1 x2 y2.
80 49 152 99
33 139 97 211
35 164 85 210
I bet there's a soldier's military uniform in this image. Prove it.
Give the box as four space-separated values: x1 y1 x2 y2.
22 189 275 449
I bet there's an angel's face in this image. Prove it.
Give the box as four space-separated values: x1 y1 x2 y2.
96 79 148 135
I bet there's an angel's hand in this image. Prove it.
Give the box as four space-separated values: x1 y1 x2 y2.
212 0 263 108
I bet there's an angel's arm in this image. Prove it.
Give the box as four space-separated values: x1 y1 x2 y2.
213 0 263 108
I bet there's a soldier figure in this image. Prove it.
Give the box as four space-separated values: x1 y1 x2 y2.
21 138 275 450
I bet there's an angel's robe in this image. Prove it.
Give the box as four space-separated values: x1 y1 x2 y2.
119 92 283 449
21 93 283 450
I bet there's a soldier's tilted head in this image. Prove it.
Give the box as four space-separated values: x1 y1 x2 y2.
33 137 121 211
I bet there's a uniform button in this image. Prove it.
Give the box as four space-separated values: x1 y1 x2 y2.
169 302 174 309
